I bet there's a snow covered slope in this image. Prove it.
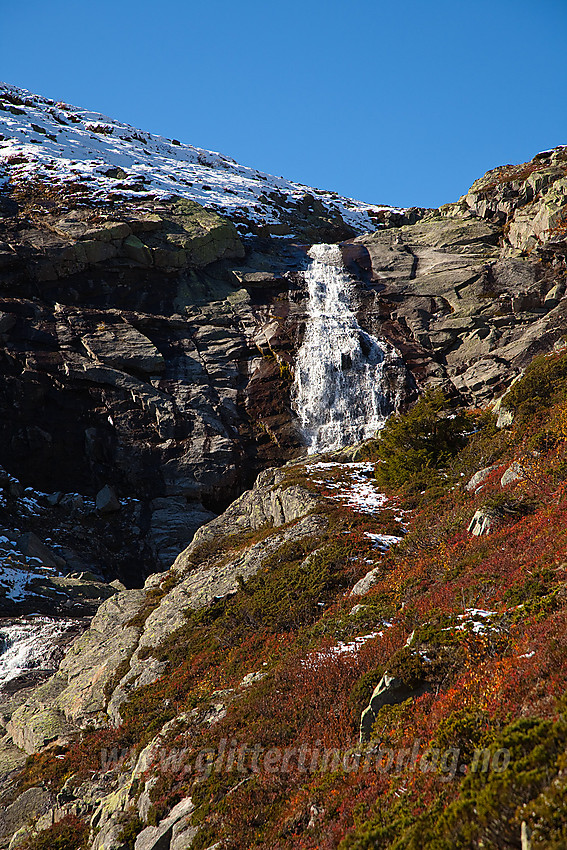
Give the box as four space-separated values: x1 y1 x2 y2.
0 83 397 236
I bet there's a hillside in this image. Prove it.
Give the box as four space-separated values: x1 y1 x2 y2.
0 84 567 849
0 83 397 241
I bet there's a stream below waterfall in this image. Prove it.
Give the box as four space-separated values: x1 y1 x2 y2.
293 243 402 453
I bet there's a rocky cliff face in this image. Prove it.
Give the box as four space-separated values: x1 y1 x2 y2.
1 83 566 591
0 185 312 586
0 82 403 591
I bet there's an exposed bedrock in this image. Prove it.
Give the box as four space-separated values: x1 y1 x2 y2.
0 193 311 585
345 147 567 405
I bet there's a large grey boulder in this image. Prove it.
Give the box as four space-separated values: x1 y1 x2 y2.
0 734 26 773
90 818 134 850
134 798 194 850
6 698 72 754
465 465 499 493
13 531 65 568
0 787 51 846
96 484 121 514
350 567 380 597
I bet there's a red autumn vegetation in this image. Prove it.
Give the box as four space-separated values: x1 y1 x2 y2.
16 351 567 849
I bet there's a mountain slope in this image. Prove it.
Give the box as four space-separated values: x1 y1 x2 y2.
5 369 567 850
1 83 567 850
0 83 398 240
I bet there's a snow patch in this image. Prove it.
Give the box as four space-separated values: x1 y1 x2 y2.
0 83 400 236
364 532 403 551
306 462 390 515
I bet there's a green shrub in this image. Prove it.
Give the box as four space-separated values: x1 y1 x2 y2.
20 815 89 850
117 815 145 847
432 714 567 849
373 389 473 490
341 713 567 850
503 350 567 424
387 646 427 689
433 708 493 763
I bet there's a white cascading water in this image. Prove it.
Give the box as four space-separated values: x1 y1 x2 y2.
0 617 76 688
293 243 400 453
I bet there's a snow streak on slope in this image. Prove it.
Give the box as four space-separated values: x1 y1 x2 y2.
307 462 389 514
0 83 397 235
293 245 401 453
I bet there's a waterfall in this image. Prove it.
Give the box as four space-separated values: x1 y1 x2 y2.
293 243 401 453
0 617 77 688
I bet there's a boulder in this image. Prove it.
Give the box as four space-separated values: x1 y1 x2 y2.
465 465 499 493
14 531 65 568
135 798 194 850
96 485 121 514
6 700 72 753
90 818 134 850
468 508 497 537
493 398 514 429
501 461 524 487
0 733 26 773
0 787 51 845
45 491 63 506
360 673 418 742
59 493 84 510
350 567 380 597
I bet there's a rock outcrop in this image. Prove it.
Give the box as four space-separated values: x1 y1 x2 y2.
0 186 309 586
4 586 147 752
0 466 323 754
1 139 566 591
0 461 334 847
346 147 567 405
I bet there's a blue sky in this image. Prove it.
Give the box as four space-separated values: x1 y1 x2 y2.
2 0 566 209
